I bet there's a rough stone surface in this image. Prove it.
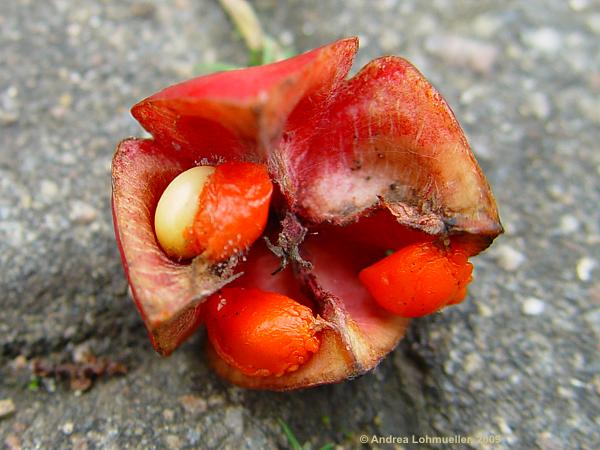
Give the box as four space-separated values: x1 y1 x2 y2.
1 0 599 449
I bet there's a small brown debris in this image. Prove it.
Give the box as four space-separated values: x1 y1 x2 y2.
130 2 156 19
11 355 27 370
178 394 208 415
3 433 21 450
0 398 16 419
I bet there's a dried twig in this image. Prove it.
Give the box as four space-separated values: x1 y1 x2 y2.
218 0 264 62
31 354 127 392
217 0 291 66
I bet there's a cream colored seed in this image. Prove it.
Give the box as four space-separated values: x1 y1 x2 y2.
154 166 215 259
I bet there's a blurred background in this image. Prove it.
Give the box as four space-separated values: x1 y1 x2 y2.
1 0 599 448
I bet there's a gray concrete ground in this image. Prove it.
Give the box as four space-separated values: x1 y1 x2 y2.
1 0 599 449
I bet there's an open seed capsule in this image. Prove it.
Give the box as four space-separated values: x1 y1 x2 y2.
111 37 502 389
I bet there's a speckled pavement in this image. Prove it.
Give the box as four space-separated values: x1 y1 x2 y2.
1 1 599 449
